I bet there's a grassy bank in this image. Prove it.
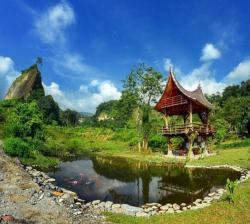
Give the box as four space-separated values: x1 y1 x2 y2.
23 126 250 170
43 125 177 165
106 142 250 224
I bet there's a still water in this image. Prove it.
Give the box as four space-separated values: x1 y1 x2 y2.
48 156 240 206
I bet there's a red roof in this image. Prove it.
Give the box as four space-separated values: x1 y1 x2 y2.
155 68 213 115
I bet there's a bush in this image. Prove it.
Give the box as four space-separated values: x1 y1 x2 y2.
4 101 44 139
149 135 167 152
4 137 31 158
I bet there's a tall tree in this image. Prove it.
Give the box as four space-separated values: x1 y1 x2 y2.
123 63 163 151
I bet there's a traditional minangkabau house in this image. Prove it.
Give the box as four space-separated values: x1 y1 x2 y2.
154 68 215 158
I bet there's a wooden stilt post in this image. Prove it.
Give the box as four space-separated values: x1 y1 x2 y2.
167 137 173 156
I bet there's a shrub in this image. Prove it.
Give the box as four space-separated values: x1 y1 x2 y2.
149 135 167 152
225 178 237 203
171 136 185 150
4 137 31 158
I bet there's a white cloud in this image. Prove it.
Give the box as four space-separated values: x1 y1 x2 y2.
179 63 226 94
200 43 221 61
164 56 226 94
43 82 64 97
34 2 106 81
0 56 19 98
226 59 250 82
43 80 121 113
35 1 75 44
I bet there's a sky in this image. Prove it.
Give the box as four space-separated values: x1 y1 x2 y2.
0 0 250 112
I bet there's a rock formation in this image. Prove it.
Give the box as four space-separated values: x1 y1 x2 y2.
5 64 45 100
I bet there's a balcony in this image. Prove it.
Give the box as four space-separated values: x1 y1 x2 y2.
160 95 188 109
159 122 215 135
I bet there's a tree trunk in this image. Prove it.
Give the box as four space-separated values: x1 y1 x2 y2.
143 137 149 152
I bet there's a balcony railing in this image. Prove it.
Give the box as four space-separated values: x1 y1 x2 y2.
159 122 215 135
160 95 188 109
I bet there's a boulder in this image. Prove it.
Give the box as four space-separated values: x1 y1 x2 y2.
121 204 143 216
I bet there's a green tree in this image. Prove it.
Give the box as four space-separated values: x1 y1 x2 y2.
222 97 250 135
60 109 80 126
5 101 44 139
123 63 163 151
37 95 60 124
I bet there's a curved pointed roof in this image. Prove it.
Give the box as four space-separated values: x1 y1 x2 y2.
155 68 213 113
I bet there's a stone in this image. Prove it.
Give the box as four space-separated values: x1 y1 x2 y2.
112 207 123 214
75 198 85 203
180 203 186 207
195 199 202 203
62 188 77 197
105 201 113 210
167 208 174 213
52 191 64 197
160 205 169 211
121 204 143 216
44 178 56 183
31 171 41 177
216 189 224 194
144 207 153 213
1 215 15 222
97 202 106 210
208 192 215 197
112 204 121 209
92 200 101 205
173 203 180 210
61 193 74 204
166 203 172 208
73 211 82 216
182 207 187 211
145 202 161 207
58 198 64 203
39 193 44 200
136 212 150 217
0 173 4 181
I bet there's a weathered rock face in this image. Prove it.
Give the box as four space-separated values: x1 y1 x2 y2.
5 64 45 100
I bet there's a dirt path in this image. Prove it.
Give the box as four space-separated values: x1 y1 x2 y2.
0 140 108 224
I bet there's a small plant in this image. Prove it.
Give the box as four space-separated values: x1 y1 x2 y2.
225 178 237 203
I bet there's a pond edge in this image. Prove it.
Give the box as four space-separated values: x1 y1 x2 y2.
25 164 250 218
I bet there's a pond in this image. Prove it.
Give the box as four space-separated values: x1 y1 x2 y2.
48 155 241 206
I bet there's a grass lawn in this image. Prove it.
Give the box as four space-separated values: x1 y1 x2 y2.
106 143 250 224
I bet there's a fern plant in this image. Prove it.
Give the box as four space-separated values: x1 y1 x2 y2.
226 178 237 203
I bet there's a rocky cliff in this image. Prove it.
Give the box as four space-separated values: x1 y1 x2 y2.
5 64 45 100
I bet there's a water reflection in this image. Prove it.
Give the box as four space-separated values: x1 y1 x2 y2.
48 156 240 206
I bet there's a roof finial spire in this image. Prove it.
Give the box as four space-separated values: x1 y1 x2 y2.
170 66 173 75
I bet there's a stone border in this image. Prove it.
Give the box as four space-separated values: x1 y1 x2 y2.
24 164 250 218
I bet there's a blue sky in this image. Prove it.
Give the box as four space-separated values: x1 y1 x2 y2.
0 0 250 112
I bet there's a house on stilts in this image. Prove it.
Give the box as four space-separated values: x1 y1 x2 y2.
154 68 215 158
